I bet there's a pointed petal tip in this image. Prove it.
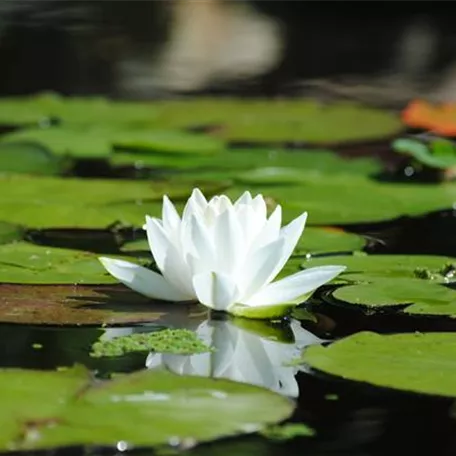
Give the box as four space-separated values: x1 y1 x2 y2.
98 256 117 268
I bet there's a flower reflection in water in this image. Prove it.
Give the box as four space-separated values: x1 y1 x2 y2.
146 317 323 398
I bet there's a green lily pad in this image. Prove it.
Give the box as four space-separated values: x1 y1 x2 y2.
0 141 69 175
0 366 294 451
0 221 23 245
302 254 456 317
0 242 117 284
0 283 201 325
302 254 456 282
296 227 365 256
0 175 225 228
302 331 456 397
152 99 402 144
225 168 456 224
0 94 58 126
392 137 456 169
113 148 382 178
0 365 91 448
113 130 224 155
332 278 456 316
1 127 112 159
0 93 157 128
1 128 223 161
0 96 401 145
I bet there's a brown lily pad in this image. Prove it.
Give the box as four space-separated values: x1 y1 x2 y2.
0 284 204 326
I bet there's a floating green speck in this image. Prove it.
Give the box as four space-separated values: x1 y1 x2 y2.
261 423 315 441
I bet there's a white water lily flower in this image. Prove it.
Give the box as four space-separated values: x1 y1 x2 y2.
146 318 324 398
99 189 345 317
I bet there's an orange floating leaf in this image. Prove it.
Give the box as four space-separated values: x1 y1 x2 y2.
402 100 456 136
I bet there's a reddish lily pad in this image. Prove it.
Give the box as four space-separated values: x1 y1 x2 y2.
402 100 456 136
0 284 203 326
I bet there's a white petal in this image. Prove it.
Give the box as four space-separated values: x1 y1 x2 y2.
264 211 308 284
189 215 216 268
190 188 208 210
242 265 346 307
215 195 232 214
192 271 240 311
235 204 265 248
234 191 252 207
213 206 244 273
251 194 267 221
162 195 181 234
239 237 285 299
145 215 170 271
99 257 189 301
182 189 207 225
160 243 196 298
250 205 282 252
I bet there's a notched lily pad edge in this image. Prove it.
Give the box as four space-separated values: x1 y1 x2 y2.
319 285 456 320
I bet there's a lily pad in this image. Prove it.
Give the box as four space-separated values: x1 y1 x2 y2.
392 137 456 170
0 221 23 245
0 94 58 126
402 99 456 136
0 366 294 451
113 130 224 155
0 175 225 228
295 227 365 256
113 148 382 178
302 254 456 282
0 93 157 128
303 254 456 317
0 283 201 325
1 126 226 160
332 278 456 316
1 127 113 159
152 99 402 144
0 95 401 145
0 141 69 175
226 168 456 224
0 242 119 284
302 331 456 397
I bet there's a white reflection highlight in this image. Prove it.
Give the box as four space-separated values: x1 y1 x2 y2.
145 318 323 398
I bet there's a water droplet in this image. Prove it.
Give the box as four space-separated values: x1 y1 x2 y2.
210 390 228 399
240 423 261 433
404 166 415 177
111 391 170 403
116 441 129 452
168 436 181 447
